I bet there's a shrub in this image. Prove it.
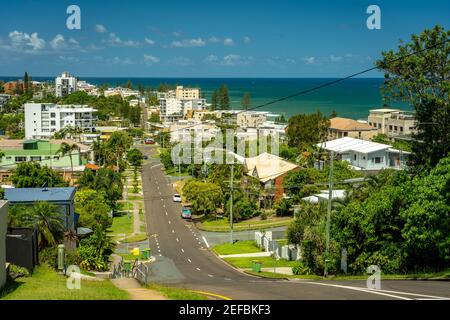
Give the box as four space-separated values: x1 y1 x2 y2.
8 264 30 279
39 246 58 268
292 261 312 275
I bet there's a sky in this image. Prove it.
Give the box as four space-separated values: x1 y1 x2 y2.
0 0 448 77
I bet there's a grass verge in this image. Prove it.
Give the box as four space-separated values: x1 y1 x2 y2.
224 256 298 269
0 266 129 300
109 212 133 239
198 216 292 232
212 241 262 255
146 284 207 300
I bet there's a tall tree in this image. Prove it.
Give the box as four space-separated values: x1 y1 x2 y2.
218 84 230 110
376 25 450 172
241 92 251 110
286 111 330 150
23 72 29 93
57 142 80 177
211 90 218 111
11 162 68 188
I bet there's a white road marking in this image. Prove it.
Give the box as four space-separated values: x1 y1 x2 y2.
181 248 185 253
196 268 201 271
165 212 168 216
202 236 210 248
168 220 171 224
224 278 231 281
208 274 214 278
176 238 179 242
172 230 175 233
159 254 162 257
187 259 192 263
300 282 412 300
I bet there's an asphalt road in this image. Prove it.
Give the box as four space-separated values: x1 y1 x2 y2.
140 145 450 300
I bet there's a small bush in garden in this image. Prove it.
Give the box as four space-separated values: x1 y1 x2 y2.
9 264 30 279
292 261 312 275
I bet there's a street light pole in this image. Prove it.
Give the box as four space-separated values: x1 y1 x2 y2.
324 150 334 278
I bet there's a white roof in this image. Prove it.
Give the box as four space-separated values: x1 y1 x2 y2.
245 152 299 183
318 137 391 154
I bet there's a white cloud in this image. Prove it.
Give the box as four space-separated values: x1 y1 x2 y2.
103 33 140 47
110 56 134 65
171 38 205 48
173 31 182 37
204 55 219 63
59 55 79 63
8 30 45 51
329 55 343 62
206 54 252 66
50 34 65 49
169 56 193 66
208 37 221 43
95 24 107 33
223 38 234 46
243 36 251 44
302 56 316 64
144 54 160 64
144 38 155 45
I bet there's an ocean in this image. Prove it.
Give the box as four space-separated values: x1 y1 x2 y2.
0 77 412 120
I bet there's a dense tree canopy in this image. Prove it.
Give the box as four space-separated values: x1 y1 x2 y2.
376 25 450 171
286 112 330 150
11 162 68 188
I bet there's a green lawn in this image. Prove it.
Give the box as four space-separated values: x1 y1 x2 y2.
128 195 143 201
146 284 207 300
0 266 129 300
118 202 134 211
224 256 298 269
121 234 148 243
199 216 293 232
212 241 262 255
109 212 133 238
165 168 191 177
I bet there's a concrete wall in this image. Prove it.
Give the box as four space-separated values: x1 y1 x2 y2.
0 201 8 289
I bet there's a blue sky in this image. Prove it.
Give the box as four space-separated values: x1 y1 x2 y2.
0 0 448 77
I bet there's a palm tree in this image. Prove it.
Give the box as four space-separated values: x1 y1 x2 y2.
10 202 64 249
57 142 80 178
32 202 64 248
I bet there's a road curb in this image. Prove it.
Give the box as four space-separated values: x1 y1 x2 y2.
207 247 264 279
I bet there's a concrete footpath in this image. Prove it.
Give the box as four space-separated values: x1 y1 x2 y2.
111 278 168 300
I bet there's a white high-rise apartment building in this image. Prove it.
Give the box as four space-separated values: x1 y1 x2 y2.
25 103 97 139
55 72 78 97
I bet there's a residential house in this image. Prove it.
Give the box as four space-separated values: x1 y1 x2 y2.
318 137 410 171
0 139 91 183
0 201 7 289
368 108 416 137
244 152 299 201
328 117 378 140
302 190 347 204
4 187 77 231
175 86 200 100
237 111 268 128
3 81 24 94
24 103 97 139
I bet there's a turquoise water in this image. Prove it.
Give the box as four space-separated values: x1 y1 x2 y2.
1 77 412 120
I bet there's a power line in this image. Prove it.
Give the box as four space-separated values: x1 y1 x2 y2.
157 38 449 137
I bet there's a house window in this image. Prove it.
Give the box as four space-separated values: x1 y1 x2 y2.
354 154 357 161
51 120 56 126
394 126 398 131
374 157 382 164
389 125 393 131
343 132 348 137
30 156 42 162
15 156 27 163
400 127 403 132
50 113 56 117
6 157 12 160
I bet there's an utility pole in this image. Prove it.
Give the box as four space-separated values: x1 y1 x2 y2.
324 151 334 277
229 163 234 244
